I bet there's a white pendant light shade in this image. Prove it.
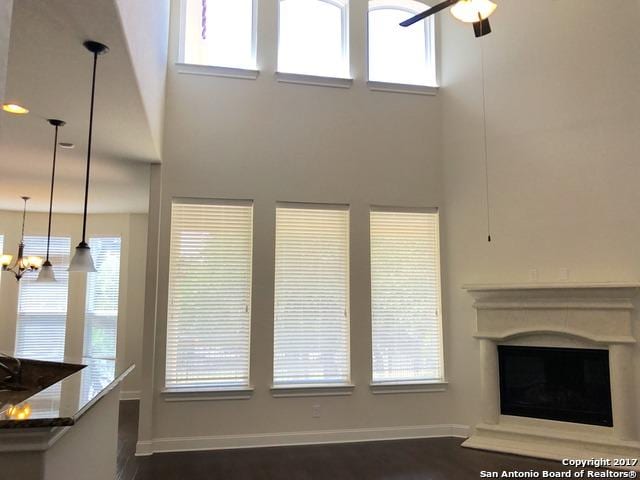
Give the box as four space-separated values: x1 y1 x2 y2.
37 261 57 283
450 0 497 23
69 242 96 272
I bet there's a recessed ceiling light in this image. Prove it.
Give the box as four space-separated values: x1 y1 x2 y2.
58 142 75 149
2 103 29 114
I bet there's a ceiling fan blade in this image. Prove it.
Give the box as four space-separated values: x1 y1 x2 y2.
400 0 458 27
473 17 492 37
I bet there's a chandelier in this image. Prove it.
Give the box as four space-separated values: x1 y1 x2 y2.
1 197 43 281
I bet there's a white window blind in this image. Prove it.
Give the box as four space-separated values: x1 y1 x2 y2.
370 209 443 383
273 205 350 386
83 237 121 361
81 237 122 401
166 200 253 389
16 236 71 361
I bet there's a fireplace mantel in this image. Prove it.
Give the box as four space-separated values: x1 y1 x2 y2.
462 282 640 468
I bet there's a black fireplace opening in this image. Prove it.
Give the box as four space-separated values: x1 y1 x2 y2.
498 345 613 427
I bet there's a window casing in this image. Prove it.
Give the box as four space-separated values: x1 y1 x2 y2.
368 0 436 87
278 0 350 78
15 236 71 362
165 200 254 390
179 0 257 70
273 204 350 386
370 208 443 384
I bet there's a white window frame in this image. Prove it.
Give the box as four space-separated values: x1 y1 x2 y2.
271 202 353 397
163 197 255 400
176 0 260 80
366 0 438 94
276 0 353 88
368 206 446 394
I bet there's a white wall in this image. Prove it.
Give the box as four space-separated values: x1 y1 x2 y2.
139 0 640 452
0 0 13 103
0 210 148 397
137 0 457 452
115 0 170 158
439 0 640 429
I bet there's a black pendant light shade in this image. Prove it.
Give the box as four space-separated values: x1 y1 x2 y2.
37 119 65 282
69 40 109 273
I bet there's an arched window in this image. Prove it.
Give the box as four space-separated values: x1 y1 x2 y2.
278 0 350 78
180 0 257 70
368 0 435 86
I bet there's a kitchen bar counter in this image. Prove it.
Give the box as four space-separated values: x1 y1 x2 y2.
0 357 133 480
0 358 134 429
0 357 133 428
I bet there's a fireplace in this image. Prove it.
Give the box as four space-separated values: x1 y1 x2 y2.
498 345 613 427
462 283 640 465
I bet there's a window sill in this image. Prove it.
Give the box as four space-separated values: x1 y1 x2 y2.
367 81 438 96
276 72 353 89
271 384 355 398
176 63 259 80
369 381 448 394
162 386 254 402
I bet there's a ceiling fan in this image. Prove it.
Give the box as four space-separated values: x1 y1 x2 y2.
400 0 497 38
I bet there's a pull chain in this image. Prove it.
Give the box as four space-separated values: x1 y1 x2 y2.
479 20 492 243
201 0 207 39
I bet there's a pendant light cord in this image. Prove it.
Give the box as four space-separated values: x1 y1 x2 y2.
20 197 27 242
479 20 492 242
82 51 98 245
45 125 59 262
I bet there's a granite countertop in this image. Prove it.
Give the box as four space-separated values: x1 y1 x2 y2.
0 356 133 429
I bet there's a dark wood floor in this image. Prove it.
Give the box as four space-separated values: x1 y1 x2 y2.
118 401 579 480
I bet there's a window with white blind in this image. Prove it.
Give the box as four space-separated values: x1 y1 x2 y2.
370 208 443 384
273 204 350 386
81 237 122 399
165 200 253 390
180 0 257 69
83 237 121 361
15 236 71 361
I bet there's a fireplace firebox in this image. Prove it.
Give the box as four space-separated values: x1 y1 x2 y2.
498 345 613 427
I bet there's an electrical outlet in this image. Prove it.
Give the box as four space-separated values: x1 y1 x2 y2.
559 268 569 281
312 404 321 418
529 269 538 282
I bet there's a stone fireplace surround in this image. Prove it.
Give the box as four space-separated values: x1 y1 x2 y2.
462 283 640 469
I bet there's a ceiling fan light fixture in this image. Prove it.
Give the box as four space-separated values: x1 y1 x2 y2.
450 0 497 23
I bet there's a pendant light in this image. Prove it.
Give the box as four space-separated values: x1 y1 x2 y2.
69 40 109 273
37 119 65 282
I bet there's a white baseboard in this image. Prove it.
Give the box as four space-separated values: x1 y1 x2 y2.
136 424 470 456
120 390 141 401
